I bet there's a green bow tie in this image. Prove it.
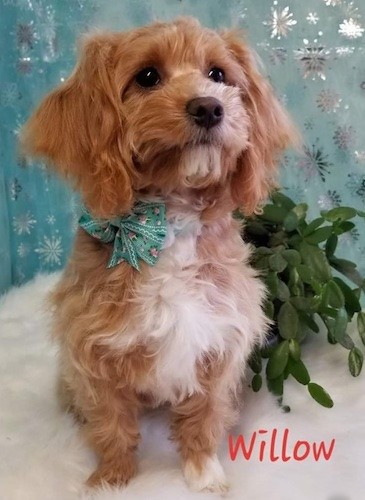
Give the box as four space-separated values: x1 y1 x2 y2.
79 201 167 271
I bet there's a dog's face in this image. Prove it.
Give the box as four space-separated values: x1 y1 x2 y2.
23 17 295 218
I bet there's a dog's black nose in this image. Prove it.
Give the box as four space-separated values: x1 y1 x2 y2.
186 97 224 130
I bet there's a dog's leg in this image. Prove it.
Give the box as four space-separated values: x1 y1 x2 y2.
171 389 235 494
83 382 140 488
56 374 86 423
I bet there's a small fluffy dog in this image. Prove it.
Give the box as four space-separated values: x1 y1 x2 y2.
23 17 295 493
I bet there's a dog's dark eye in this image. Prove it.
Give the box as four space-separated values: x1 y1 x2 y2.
135 67 161 88
208 67 225 83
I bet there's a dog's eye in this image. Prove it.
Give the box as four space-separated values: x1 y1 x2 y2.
208 67 225 83
135 67 161 88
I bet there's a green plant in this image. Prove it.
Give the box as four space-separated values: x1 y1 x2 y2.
243 191 365 408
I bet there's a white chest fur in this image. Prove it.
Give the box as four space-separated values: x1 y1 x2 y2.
104 206 267 404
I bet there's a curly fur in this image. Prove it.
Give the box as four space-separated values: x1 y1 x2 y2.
22 17 296 493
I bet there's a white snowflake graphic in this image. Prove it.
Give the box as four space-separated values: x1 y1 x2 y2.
264 6 297 39
316 89 341 113
1 83 20 106
229 1 247 24
35 235 63 266
324 0 342 6
17 243 30 258
17 57 32 75
339 19 364 39
354 150 365 164
318 190 342 210
9 178 22 201
46 214 56 225
335 46 355 57
294 46 330 80
12 212 36 235
306 12 319 25
343 2 361 19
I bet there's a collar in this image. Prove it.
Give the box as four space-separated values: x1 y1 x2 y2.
78 201 167 271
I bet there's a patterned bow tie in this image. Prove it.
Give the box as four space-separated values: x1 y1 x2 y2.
79 201 167 271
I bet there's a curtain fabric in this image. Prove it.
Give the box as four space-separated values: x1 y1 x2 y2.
1 0 364 294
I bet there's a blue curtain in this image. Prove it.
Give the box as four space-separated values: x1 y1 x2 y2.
1 0 364 294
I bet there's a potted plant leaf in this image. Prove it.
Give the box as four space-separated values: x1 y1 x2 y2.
241 191 365 408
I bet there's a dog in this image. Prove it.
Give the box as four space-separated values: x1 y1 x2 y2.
22 17 295 493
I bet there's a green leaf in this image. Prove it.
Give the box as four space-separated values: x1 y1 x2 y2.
277 280 290 301
255 246 274 256
269 253 287 273
329 257 364 289
298 310 320 333
278 302 298 339
288 234 303 249
262 205 288 223
288 338 301 361
333 307 348 342
252 373 262 392
296 322 309 344
290 296 313 311
307 383 334 408
296 264 313 284
305 226 333 245
322 280 345 309
303 217 325 236
265 272 279 298
248 350 262 374
327 322 337 344
339 334 355 350
333 221 355 235
260 345 275 359
264 300 275 320
269 231 288 247
292 203 308 220
271 191 296 210
299 241 332 283
348 347 363 377
267 374 284 396
283 211 299 232
266 341 289 380
323 206 357 222
356 210 365 218
287 358 310 385
325 234 338 258
288 269 304 297
282 249 301 266
333 277 361 316
357 311 365 345
310 295 322 311
310 279 322 295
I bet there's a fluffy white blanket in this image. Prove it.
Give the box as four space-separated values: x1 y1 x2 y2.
0 274 364 500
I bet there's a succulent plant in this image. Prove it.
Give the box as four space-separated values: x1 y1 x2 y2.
242 191 365 408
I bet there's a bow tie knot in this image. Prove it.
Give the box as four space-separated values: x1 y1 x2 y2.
79 201 167 271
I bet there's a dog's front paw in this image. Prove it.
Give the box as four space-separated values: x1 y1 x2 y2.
183 454 229 495
87 455 137 488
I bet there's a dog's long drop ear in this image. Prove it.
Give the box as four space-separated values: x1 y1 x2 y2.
220 30 299 215
21 33 134 218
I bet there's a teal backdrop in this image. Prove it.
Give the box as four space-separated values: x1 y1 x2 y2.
1 0 364 293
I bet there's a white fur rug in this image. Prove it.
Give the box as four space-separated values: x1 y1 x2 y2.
1 273 364 500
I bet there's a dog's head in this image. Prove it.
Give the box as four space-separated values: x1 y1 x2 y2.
22 17 296 218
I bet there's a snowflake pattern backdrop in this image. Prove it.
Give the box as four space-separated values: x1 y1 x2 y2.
0 0 364 292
